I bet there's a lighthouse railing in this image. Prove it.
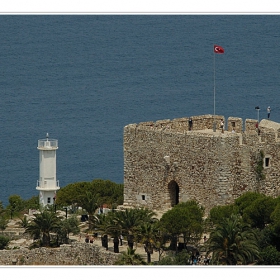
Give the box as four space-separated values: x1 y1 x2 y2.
37 180 60 188
38 139 58 149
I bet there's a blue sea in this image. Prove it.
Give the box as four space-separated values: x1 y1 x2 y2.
1 15 280 206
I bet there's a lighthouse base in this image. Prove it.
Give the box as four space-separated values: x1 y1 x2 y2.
38 190 57 207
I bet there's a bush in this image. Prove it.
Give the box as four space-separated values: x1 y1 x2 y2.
209 204 239 226
156 251 191 265
0 235 10 250
258 245 280 265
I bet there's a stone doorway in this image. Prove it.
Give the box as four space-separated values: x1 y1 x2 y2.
168 180 179 207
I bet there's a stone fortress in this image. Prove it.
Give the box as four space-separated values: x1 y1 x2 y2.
123 114 280 213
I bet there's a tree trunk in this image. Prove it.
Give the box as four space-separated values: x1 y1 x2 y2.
128 234 134 249
42 233 50 247
147 252 151 263
88 214 94 230
170 235 177 251
145 243 153 263
113 236 119 253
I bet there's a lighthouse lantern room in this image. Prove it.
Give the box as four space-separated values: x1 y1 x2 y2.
36 133 60 206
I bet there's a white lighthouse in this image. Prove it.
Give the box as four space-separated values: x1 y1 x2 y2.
36 133 60 206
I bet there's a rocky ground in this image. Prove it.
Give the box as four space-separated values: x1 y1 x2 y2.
2 213 160 264
2 211 209 265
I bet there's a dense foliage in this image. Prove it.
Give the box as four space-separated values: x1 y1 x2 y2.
208 204 239 226
95 207 157 262
156 251 191 265
0 235 10 250
114 247 146 265
207 214 260 265
2 179 280 265
25 211 80 247
159 200 204 250
55 179 123 208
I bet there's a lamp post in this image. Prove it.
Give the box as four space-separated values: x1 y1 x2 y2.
53 197 56 213
255 106 260 123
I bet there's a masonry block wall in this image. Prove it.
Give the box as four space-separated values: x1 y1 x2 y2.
0 243 118 265
123 115 280 213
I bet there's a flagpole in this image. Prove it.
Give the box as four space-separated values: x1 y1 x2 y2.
213 45 216 131
212 44 224 132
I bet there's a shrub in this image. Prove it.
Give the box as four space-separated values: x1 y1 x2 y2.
0 235 10 250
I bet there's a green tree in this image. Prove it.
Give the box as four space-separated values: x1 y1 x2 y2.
25 210 61 247
208 204 239 226
93 212 109 234
136 221 159 263
55 179 124 209
207 214 260 265
24 196 40 211
159 201 204 251
113 208 156 249
91 179 124 207
56 216 80 244
234 191 265 215
94 211 122 252
18 215 29 228
78 191 99 230
153 230 170 262
55 181 92 206
94 208 158 254
268 202 280 251
242 196 276 229
7 194 25 218
0 216 8 233
114 247 146 265
0 235 10 250
156 250 191 265
258 245 280 265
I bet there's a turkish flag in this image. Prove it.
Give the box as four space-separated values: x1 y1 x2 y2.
214 45 224 54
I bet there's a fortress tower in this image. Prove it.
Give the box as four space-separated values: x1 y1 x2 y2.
36 133 60 206
123 115 280 213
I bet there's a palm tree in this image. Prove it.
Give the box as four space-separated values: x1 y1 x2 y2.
114 247 146 265
94 208 157 253
113 208 156 249
18 215 29 228
207 214 261 265
137 221 159 263
78 191 99 230
94 212 122 252
56 216 80 245
25 210 61 247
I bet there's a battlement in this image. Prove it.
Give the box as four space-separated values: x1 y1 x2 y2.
124 114 280 145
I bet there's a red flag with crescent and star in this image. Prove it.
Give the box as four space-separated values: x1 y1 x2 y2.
214 45 224 54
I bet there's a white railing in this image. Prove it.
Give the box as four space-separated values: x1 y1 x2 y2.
37 180 59 188
38 139 58 149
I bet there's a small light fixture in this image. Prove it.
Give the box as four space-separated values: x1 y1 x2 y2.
164 156 170 165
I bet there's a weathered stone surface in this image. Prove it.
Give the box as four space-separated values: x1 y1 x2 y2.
0 243 119 266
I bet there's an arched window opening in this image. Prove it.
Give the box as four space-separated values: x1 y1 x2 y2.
168 180 179 207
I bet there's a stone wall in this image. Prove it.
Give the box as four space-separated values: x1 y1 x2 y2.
0 243 119 266
123 115 280 213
